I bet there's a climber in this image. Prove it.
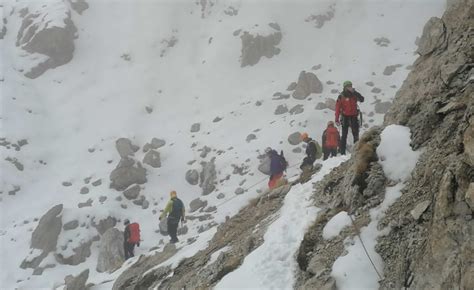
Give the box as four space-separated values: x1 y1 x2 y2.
159 191 185 244
123 219 140 260
335 80 364 155
299 132 321 183
300 132 318 170
267 148 288 189
322 121 340 160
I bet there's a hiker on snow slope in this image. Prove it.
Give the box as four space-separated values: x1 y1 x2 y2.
335 80 364 154
123 219 140 260
322 121 340 160
159 191 186 244
267 148 288 190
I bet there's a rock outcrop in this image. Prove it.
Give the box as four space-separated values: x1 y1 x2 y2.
239 25 282 67
21 204 63 269
110 157 147 191
295 1 473 289
96 228 125 273
64 269 89 290
199 158 217 195
16 2 77 78
291 71 323 99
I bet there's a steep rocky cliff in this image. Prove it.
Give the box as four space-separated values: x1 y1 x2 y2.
297 0 473 289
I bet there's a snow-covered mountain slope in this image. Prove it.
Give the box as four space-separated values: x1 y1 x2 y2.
0 0 446 288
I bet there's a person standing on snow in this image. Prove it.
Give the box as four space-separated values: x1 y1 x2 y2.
123 219 140 260
299 132 318 170
267 148 288 190
159 191 185 244
322 121 340 160
335 80 364 155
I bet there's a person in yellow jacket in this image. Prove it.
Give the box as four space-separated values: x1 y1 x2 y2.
159 191 186 243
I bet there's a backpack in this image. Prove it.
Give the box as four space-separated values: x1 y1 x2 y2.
279 150 288 171
128 223 140 244
170 198 184 220
309 141 323 160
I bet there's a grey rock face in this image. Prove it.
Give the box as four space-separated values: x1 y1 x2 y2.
190 198 208 213
288 132 302 145
17 5 77 79
191 123 201 133
200 158 217 195
235 187 245 195
68 0 89 15
371 87 382 93
186 169 199 185
92 216 117 235
287 82 297 91
240 30 282 67
63 220 79 231
64 269 89 290
274 104 288 115
383 64 402 75
293 71 323 99
466 183 474 210
463 118 474 167
31 204 63 253
375 101 392 114
109 158 147 191
20 204 63 269
416 17 446 56
289 105 304 115
151 138 166 149
246 134 257 142
123 185 140 200
143 150 161 168
56 239 93 265
116 138 139 158
78 199 93 208
96 228 125 273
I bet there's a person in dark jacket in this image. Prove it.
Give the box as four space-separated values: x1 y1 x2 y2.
335 80 364 154
159 191 185 243
123 219 135 260
322 121 340 160
299 132 317 170
267 148 288 189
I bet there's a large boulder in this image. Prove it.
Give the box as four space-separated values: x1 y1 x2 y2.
123 185 141 200
30 204 63 252
143 150 161 168
189 198 208 213
96 228 125 273
64 269 89 290
16 3 77 79
416 17 446 56
293 71 323 99
68 0 89 15
109 157 147 191
92 216 117 235
56 239 94 265
21 204 63 269
240 28 282 67
186 169 199 185
116 138 139 158
199 158 217 195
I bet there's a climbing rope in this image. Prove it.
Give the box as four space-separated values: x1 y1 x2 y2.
348 214 384 281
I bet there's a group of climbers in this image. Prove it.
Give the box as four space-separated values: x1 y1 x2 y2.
268 80 364 187
122 80 364 253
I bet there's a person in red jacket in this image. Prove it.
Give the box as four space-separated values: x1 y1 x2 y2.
335 80 364 154
322 121 340 160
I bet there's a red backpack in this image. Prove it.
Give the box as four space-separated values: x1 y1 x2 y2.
128 223 141 243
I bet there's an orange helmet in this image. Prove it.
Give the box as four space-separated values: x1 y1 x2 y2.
300 132 309 140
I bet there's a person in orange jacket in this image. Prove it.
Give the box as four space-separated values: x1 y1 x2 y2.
335 80 364 154
322 121 340 160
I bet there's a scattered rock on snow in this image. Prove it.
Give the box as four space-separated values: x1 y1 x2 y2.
288 132 302 145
